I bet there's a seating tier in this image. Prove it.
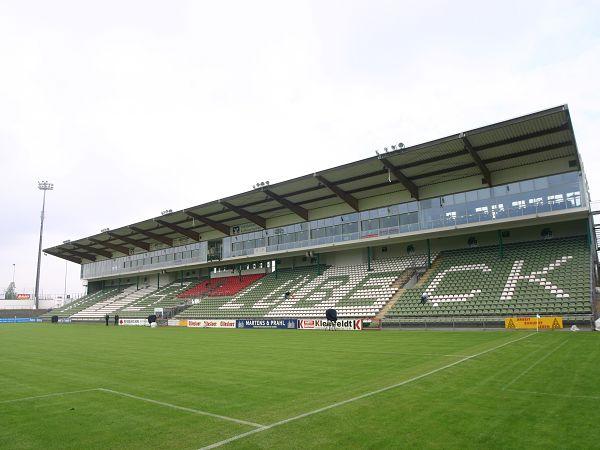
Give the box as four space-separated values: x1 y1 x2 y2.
385 237 591 319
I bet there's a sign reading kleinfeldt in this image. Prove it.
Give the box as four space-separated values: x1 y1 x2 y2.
187 319 236 328
298 318 363 331
236 319 297 329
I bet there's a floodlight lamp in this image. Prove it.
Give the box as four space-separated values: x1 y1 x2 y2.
265 181 269 185
391 145 396 150
398 142 404 149
38 180 54 191
101 228 109 233
161 209 173 216
63 240 71 244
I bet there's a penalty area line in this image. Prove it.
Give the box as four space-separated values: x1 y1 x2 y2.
0 388 99 404
97 388 264 428
200 332 535 449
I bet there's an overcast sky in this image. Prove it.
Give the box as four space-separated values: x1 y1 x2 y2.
1 0 599 296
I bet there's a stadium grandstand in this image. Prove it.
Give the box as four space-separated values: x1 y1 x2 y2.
42 105 598 328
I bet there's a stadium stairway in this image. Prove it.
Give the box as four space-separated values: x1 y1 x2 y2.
374 268 420 320
41 287 123 319
118 281 194 318
384 236 592 322
71 285 157 320
176 255 433 320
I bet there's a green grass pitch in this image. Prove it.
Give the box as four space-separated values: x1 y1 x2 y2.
1 324 599 449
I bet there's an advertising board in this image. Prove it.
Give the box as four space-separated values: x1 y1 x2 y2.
187 319 236 328
118 318 148 326
0 317 41 323
504 317 563 329
298 318 363 331
236 319 297 329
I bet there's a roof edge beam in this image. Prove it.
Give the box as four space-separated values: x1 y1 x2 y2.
71 243 112 259
88 238 130 255
461 134 492 185
107 231 151 251
412 140 573 181
185 211 231 236
50 252 82 264
314 174 359 211
63 250 96 262
155 219 200 241
263 189 309 221
129 226 173 246
474 122 569 151
219 201 266 228
379 158 419 200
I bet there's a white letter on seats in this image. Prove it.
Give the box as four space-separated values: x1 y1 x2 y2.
501 256 572 300
424 264 490 302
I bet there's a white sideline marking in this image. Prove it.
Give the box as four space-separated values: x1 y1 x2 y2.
200 333 535 449
505 388 600 400
0 388 98 404
97 388 264 428
502 339 568 391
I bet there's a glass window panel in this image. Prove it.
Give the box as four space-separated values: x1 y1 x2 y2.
492 186 507 197
420 199 433 209
520 179 534 192
380 215 399 229
454 192 466 204
442 195 454 206
400 212 418 225
466 191 477 202
477 188 490 200
507 182 521 194
547 173 563 186
342 222 358 234
534 177 549 190
566 191 581 207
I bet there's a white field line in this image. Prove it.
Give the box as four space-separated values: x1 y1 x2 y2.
0 388 98 404
1 387 263 429
97 388 264 428
200 332 535 450
502 339 568 391
505 388 600 400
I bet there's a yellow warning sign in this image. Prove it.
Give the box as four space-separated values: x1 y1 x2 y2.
504 317 563 329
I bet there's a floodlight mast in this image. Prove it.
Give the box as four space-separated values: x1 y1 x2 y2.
34 181 53 309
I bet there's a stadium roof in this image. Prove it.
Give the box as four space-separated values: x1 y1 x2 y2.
46 104 581 264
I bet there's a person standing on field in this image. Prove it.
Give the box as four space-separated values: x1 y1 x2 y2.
105 314 109 326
